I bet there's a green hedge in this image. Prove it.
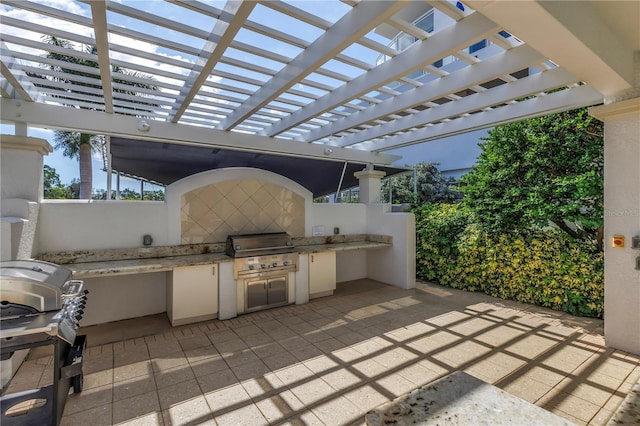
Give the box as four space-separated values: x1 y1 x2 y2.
414 204 604 318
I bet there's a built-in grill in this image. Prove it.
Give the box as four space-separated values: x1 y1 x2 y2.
0 260 88 426
226 233 298 313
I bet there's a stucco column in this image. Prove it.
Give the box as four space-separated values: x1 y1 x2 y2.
1 135 52 260
354 169 386 204
0 135 52 202
590 98 640 355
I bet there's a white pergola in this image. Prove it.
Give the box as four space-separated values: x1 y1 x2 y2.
2 0 629 162
1 1 639 353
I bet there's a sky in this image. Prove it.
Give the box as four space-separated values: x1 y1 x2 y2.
0 0 482 191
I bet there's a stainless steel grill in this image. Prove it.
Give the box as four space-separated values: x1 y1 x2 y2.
226 233 298 313
226 232 295 258
0 260 87 343
0 260 87 426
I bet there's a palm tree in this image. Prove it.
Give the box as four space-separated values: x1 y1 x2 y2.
39 36 157 199
51 132 101 199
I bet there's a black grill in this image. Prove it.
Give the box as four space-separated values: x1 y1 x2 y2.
0 260 88 426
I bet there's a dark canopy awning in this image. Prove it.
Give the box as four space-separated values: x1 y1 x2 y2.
109 137 409 197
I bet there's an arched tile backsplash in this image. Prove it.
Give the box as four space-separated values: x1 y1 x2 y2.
180 178 305 244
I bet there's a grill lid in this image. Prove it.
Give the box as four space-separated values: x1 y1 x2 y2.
226 232 294 258
1 260 73 312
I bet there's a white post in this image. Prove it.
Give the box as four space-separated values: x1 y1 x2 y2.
354 169 386 205
590 97 640 355
116 172 121 200
14 122 27 137
106 136 112 200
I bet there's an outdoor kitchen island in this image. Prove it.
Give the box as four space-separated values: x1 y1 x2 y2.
35 234 393 327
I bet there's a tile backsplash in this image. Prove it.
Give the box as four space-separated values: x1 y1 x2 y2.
181 178 305 244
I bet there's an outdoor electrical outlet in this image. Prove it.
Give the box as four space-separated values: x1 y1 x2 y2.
612 235 625 248
143 234 153 246
636 256 640 271
632 236 640 250
334 227 340 235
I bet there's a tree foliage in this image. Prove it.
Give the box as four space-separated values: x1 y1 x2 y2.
460 108 604 250
92 189 165 201
37 36 158 199
413 204 604 318
43 165 164 200
382 162 462 205
43 165 74 199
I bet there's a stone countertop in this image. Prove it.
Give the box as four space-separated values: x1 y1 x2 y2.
70 252 232 279
608 379 640 425
59 234 392 279
295 240 390 254
365 371 573 426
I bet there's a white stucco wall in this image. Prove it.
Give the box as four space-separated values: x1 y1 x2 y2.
1 220 13 261
592 99 640 355
307 203 368 236
366 204 416 290
336 250 367 283
80 272 167 326
37 200 168 252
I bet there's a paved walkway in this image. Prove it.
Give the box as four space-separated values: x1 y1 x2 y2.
6 279 640 425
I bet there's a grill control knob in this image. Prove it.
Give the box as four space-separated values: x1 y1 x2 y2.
272 262 278 267
248 265 255 270
260 264 266 269
283 261 289 266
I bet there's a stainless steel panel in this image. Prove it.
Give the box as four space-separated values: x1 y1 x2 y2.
246 279 268 310
244 273 289 313
233 253 298 279
0 260 73 312
1 260 71 288
267 277 287 305
226 232 294 258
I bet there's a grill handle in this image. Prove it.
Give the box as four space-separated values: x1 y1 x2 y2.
61 280 84 299
233 245 293 253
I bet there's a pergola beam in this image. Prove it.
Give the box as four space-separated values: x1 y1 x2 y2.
330 45 542 146
0 42 37 102
369 84 602 152
267 11 499 138
347 67 580 149
167 1 255 123
315 43 542 146
218 1 406 131
0 98 400 166
89 0 114 113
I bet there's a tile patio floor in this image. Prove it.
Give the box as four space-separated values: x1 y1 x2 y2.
5 279 640 425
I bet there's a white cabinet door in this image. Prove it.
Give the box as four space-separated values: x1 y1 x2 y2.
309 251 336 299
167 264 218 326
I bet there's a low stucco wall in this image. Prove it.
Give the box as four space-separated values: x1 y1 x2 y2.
366 204 416 290
80 272 167 326
307 203 368 236
37 200 168 252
